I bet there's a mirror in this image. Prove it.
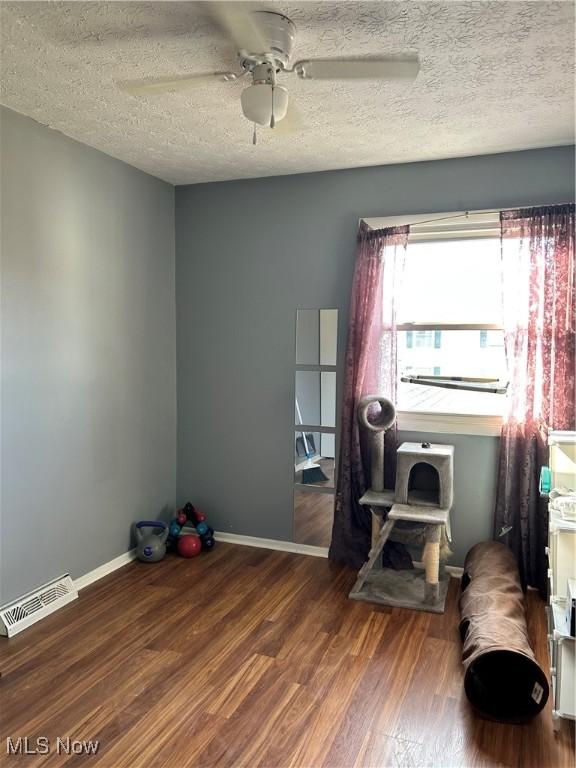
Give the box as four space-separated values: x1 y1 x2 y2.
320 372 336 428
294 430 335 488
294 308 338 547
295 309 337 366
295 371 336 428
320 309 338 366
296 309 320 365
293 490 335 547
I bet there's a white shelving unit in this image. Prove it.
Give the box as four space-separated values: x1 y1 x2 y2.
548 602 575 725
545 430 576 730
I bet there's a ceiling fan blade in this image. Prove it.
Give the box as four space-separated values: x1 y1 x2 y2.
118 71 239 96
207 2 269 55
294 58 420 81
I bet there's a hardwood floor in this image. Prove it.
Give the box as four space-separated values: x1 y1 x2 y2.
0 543 574 768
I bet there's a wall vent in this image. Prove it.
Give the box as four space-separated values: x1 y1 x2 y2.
0 574 78 638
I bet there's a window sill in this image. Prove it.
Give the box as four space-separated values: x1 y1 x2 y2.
397 410 503 437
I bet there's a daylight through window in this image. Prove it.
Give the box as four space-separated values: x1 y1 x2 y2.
396 237 507 416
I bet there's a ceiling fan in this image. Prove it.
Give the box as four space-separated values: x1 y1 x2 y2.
118 7 420 140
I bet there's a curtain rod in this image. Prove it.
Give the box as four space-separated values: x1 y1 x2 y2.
361 209 500 230
404 210 499 228
362 202 573 231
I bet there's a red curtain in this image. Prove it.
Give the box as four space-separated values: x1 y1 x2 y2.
495 204 575 593
329 222 409 569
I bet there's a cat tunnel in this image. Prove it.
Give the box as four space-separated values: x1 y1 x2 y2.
459 541 549 723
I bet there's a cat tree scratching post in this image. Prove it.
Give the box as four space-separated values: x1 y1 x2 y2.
356 396 396 558
350 397 454 613
423 524 441 603
357 395 395 492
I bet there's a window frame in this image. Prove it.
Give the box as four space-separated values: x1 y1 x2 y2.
364 210 506 436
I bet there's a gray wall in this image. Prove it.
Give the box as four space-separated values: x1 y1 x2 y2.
1 107 176 604
176 145 575 565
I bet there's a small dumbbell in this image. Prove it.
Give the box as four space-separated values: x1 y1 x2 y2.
201 535 215 551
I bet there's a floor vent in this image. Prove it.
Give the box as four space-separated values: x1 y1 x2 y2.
0 574 78 638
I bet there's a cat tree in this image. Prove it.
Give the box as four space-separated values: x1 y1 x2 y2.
349 395 454 613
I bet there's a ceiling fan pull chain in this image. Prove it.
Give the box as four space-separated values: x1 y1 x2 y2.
253 124 257 145
269 63 276 129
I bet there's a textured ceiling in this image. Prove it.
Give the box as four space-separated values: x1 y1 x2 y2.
1 1 574 185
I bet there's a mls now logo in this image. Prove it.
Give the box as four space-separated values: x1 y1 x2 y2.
6 737 99 755
6 738 50 755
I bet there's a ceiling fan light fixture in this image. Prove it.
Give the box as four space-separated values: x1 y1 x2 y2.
241 83 289 126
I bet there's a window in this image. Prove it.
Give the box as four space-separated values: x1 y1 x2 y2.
407 330 442 348
395 235 507 419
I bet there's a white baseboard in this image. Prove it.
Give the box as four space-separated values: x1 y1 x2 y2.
71 535 463 593
213 531 464 576
213 531 329 558
75 548 137 591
